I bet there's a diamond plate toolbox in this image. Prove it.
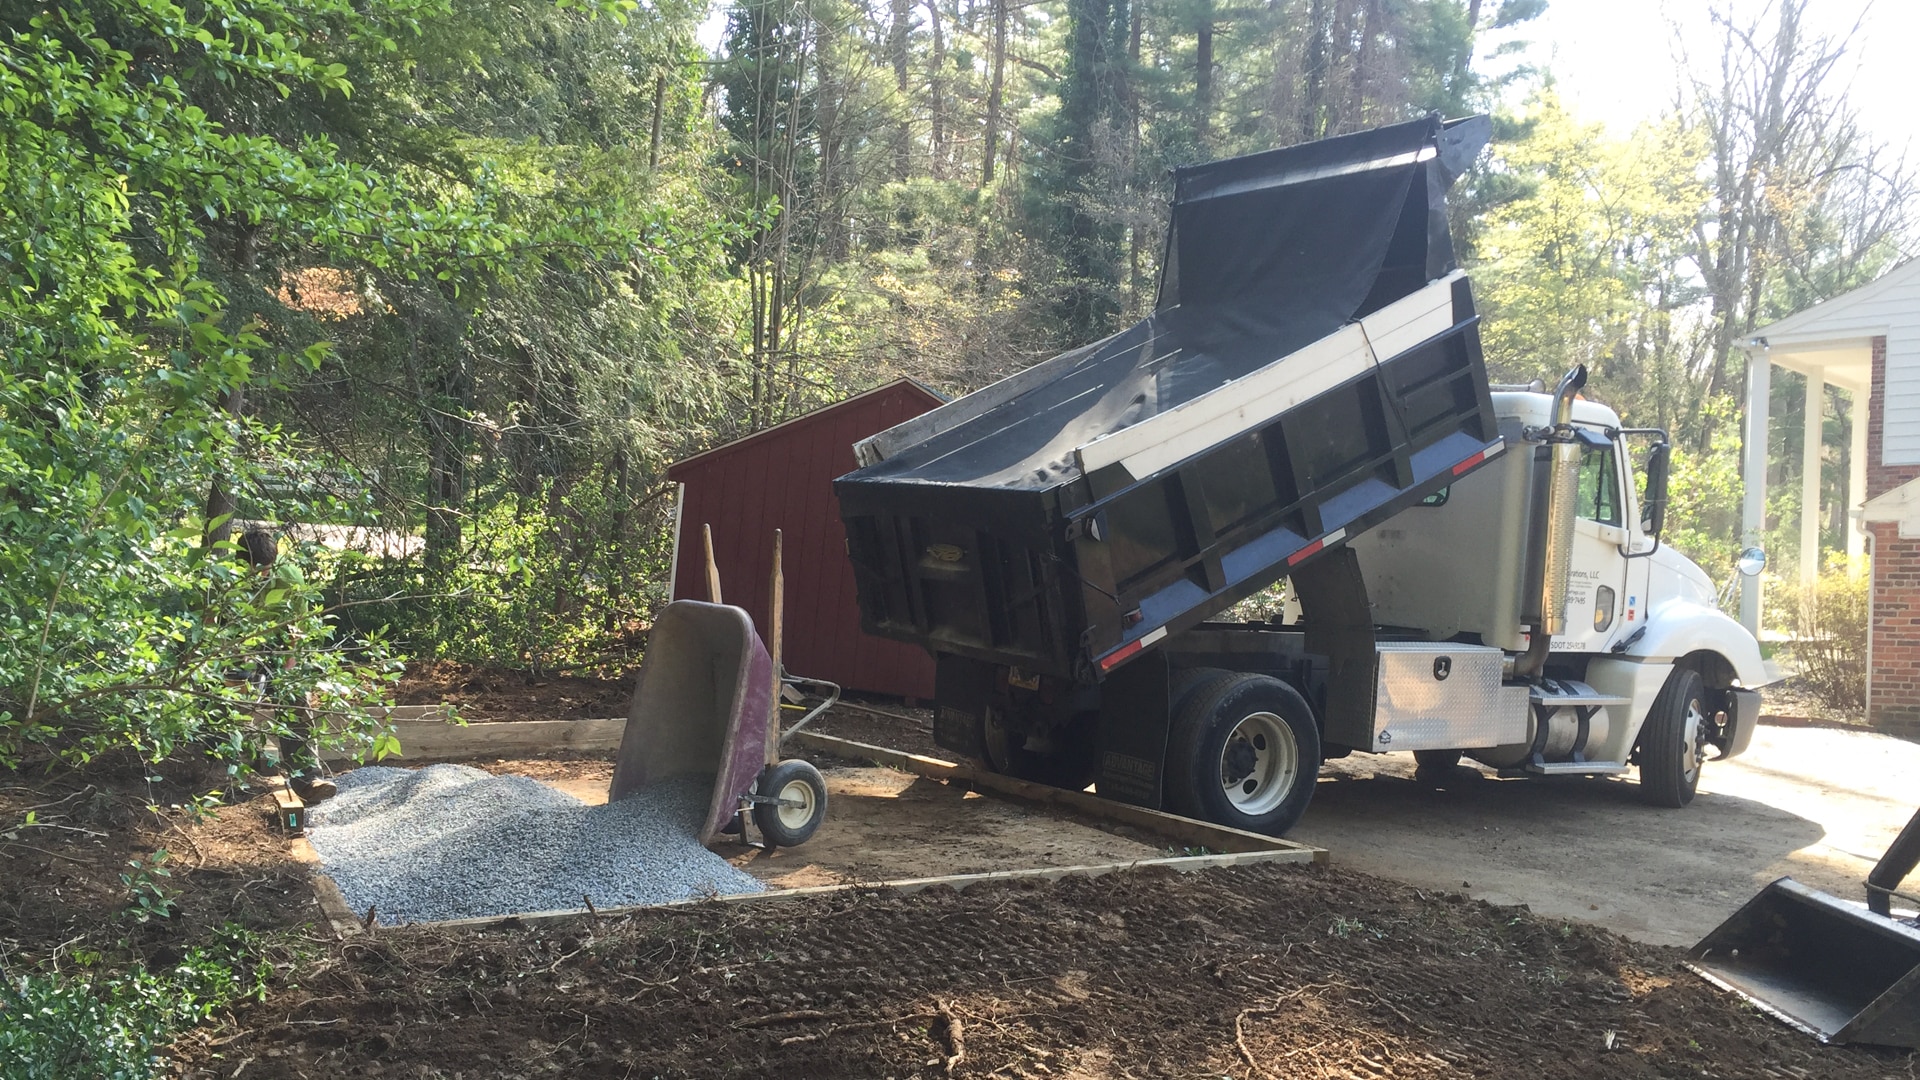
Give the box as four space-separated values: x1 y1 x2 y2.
1369 643 1526 751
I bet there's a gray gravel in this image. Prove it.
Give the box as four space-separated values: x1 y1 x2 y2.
305 764 764 925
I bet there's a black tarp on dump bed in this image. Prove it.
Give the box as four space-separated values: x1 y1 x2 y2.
846 115 1489 491
837 114 1498 679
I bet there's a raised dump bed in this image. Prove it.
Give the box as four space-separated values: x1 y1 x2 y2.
836 114 1500 682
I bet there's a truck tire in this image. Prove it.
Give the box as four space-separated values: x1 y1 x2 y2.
1164 672 1321 835
1637 667 1708 808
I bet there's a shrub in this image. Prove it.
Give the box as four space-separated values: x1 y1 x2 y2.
0 930 269 1080
1787 563 1868 715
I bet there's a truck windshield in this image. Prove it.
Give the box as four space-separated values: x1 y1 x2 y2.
1578 446 1622 525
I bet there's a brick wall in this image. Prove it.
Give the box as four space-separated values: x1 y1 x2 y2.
1866 335 1920 737
1869 520 1920 739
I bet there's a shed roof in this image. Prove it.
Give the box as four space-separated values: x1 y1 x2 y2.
668 379 947 480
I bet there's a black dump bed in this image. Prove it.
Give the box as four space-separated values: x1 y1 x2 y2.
836 115 1502 682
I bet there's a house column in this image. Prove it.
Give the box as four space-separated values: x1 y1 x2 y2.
1741 344 1771 634
1850 386 1869 572
1801 369 1823 586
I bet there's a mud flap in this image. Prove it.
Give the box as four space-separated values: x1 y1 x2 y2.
1718 687 1760 758
1093 651 1171 808
932 653 993 761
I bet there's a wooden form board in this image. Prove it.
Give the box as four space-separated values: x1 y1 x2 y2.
320 717 627 762
399 848 1314 934
790 730 1323 861
299 717 1323 936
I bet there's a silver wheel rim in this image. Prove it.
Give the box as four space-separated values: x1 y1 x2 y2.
1220 711 1299 815
1681 699 1706 786
776 779 816 831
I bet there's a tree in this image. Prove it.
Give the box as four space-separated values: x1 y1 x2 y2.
1686 0 1911 419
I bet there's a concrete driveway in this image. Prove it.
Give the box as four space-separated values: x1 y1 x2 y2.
1290 723 1920 946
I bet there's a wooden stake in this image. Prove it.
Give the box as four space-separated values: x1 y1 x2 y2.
767 528 785 764
703 523 723 604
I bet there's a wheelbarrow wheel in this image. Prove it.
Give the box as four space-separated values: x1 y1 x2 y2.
755 759 828 848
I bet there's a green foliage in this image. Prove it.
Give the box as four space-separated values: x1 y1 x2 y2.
1660 403 1747 570
340 471 677 674
118 850 178 924
1786 562 1868 715
0 929 269 1080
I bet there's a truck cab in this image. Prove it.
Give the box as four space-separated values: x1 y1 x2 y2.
1341 387 1765 793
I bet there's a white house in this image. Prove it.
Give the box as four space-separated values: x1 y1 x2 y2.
1742 257 1920 737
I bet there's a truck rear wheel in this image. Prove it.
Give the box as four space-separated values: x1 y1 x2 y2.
1638 667 1708 808
1164 673 1321 835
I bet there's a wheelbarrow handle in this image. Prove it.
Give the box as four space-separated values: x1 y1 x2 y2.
776 672 841 747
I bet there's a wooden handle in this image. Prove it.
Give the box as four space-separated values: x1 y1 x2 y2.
703 523 723 604
767 528 785 763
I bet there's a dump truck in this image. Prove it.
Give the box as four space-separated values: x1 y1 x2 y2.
834 114 1766 835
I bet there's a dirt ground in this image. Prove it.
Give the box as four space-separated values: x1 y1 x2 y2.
5 688 1917 1078
463 756 1171 891
807 702 1920 948
395 660 632 721
165 862 1910 1079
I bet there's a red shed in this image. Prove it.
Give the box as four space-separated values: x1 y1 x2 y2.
666 379 944 700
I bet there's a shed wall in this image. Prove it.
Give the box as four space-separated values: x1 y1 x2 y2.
668 385 938 700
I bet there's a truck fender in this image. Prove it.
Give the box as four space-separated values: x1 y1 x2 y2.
1618 598 1768 689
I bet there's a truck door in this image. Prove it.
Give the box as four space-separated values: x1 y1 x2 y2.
1554 437 1632 654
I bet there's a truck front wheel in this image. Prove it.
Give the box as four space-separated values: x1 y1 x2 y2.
1637 667 1708 808
1165 673 1321 835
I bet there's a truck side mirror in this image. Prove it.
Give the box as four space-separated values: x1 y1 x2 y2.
1642 441 1671 538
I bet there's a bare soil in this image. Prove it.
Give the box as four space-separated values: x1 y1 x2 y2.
6 684 1916 1078
167 862 1910 1079
395 660 631 722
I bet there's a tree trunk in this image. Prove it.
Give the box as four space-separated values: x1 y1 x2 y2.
818 38 848 259
648 74 666 169
201 385 246 552
890 0 913 180
926 0 948 179
1194 0 1213 152
1302 0 1332 138
423 379 467 575
982 0 1006 185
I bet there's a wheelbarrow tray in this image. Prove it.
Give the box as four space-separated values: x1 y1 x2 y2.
609 600 774 844
1686 876 1920 1047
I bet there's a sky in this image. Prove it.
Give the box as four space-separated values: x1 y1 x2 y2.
1492 0 1919 153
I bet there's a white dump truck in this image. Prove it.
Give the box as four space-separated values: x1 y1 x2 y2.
835 114 1766 835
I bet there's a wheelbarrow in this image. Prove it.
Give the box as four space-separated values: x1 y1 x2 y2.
1686 805 1920 1047
607 600 829 848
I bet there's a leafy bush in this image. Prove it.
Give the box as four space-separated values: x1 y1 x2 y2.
0 930 269 1080
1787 564 1868 715
323 471 675 675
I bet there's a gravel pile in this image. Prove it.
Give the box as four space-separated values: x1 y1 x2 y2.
305 764 764 925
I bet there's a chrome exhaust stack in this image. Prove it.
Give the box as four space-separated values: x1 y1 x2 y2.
1513 365 1587 680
